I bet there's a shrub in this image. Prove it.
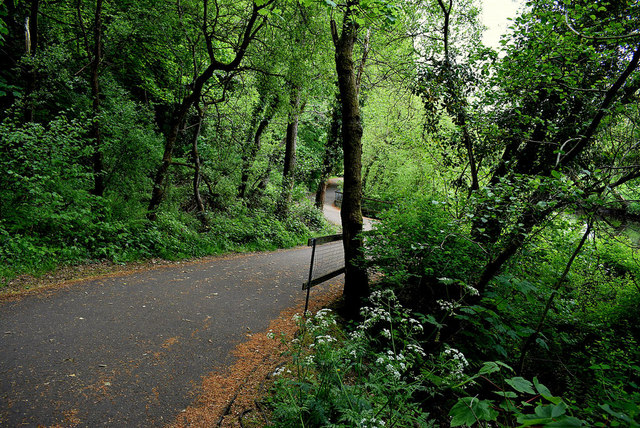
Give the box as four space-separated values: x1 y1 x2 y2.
268 290 433 427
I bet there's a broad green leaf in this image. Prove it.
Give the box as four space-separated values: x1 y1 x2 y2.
478 361 501 375
493 390 517 398
505 377 535 394
545 416 585 427
449 397 498 427
533 377 557 402
599 404 639 426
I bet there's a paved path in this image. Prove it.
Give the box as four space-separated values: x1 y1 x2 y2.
1 249 337 427
0 182 358 427
321 178 374 231
0 180 371 426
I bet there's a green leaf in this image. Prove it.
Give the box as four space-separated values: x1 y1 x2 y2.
545 416 585 427
533 402 567 419
536 337 549 351
599 404 640 426
449 397 498 427
478 361 501 375
505 376 535 394
493 390 517 398
533 377 557 402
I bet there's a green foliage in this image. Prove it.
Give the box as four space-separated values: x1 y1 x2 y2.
268 290 433 427
365 195 483 287
0 194 331 284
449 362 587 427
0 115 93 236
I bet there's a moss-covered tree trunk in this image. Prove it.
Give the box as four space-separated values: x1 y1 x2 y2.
276 87 301 217
331 3 369 312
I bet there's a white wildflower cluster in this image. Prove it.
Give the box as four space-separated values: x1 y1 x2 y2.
360 416 386 428
272 366 292 376
374 350 408 381
349 329 365 340
406 343 426 357
299 308 339 337
315 335 337 345
440 346 469 383
368 289 400 307
438 277 479 298
436 299 460 312
360 306 392 329
462 283 480 297
358 290 400 334
402 317 424 334
314 308 337 328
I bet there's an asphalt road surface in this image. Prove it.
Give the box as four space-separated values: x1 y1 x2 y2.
322 177 374 231
0 180 364 427
0 181 359 427
1 248 338 427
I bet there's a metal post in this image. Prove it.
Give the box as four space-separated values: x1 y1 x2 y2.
304 238 317 315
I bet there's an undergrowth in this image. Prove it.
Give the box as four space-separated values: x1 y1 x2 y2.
267 195 640 427
0 197 333 288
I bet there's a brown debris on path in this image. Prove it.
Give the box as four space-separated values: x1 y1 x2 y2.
171 282 343 428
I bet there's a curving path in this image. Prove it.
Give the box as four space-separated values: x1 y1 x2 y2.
0 192 348 427
321 177 374 231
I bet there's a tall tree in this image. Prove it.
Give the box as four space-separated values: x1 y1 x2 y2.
238 92 280 199
276 85 302 217
85 0 105 196
315 92 342 209
414 0 484 196
470 0 640 293
147 0 273 220
331 0 370 311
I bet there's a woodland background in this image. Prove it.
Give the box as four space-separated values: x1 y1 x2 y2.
1 0 640 425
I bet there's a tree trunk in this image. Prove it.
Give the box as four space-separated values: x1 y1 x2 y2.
517 221 592 373
191 108 207 226
239 95 278 199
276 87 301 217
460 113 479 193
90 0 105 197
331 3 370 313
147 2 267 220
254 141 284 197
315 94 341 209
24 0 39 122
